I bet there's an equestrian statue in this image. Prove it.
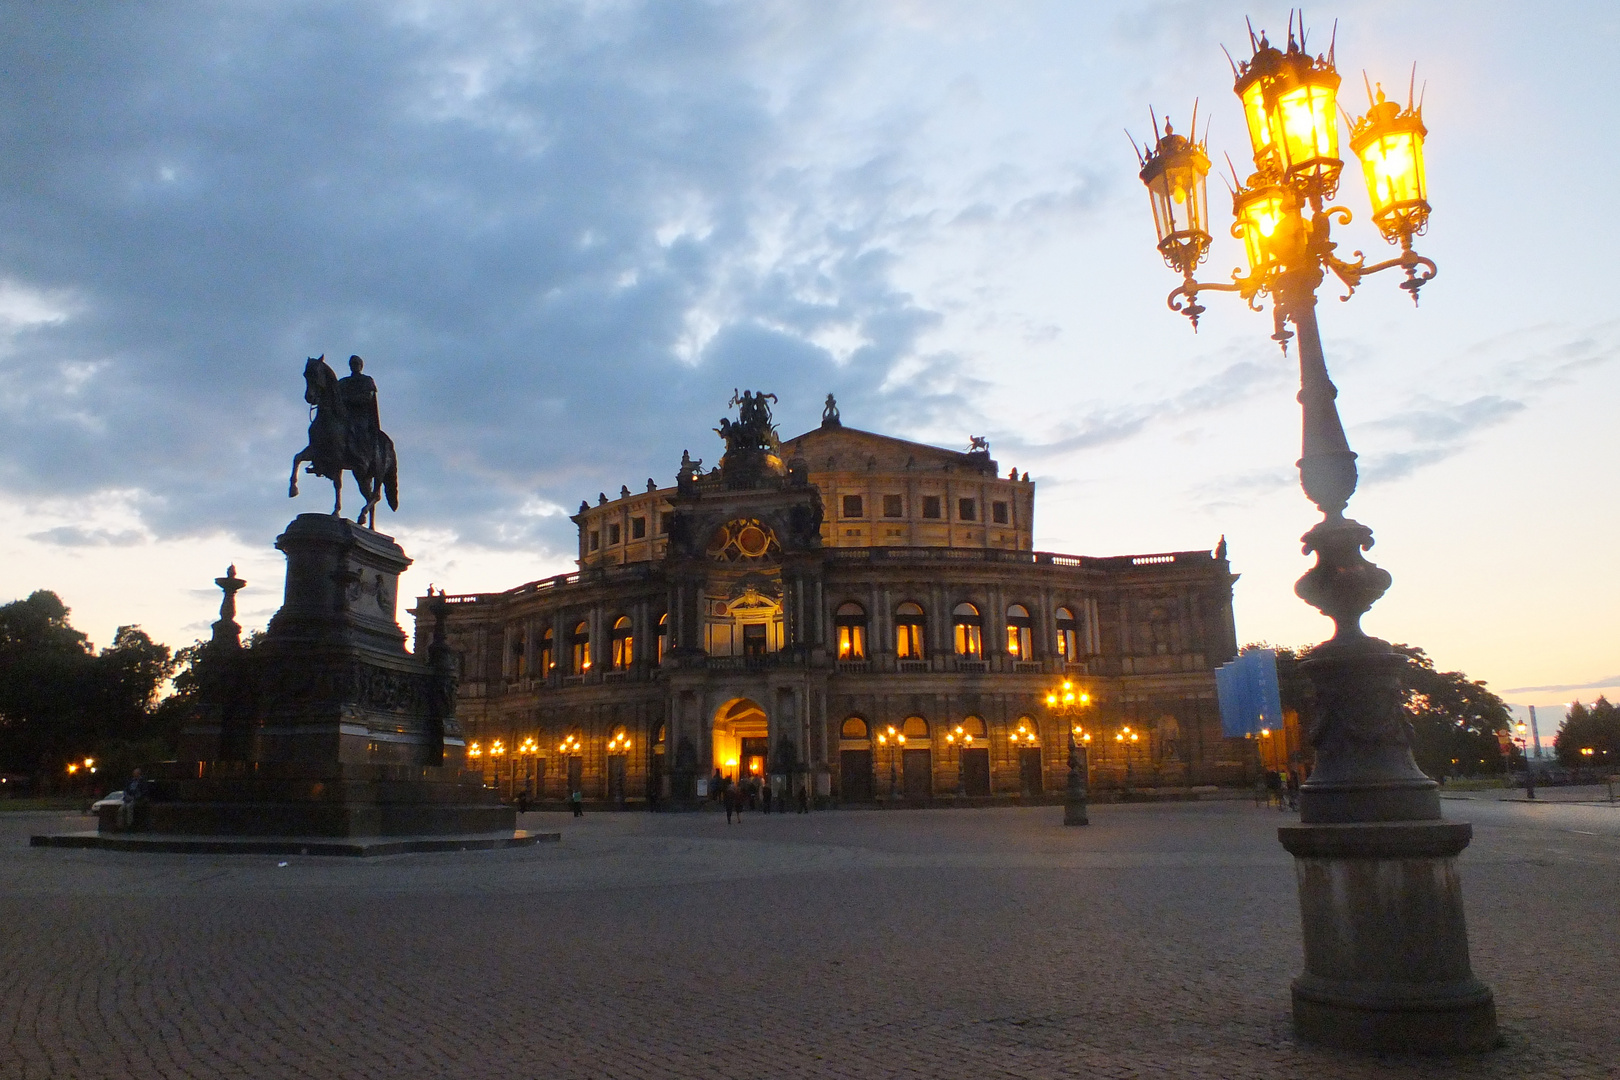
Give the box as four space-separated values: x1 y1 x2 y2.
289 354 399 529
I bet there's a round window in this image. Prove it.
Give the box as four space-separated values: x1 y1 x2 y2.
736 525 769 557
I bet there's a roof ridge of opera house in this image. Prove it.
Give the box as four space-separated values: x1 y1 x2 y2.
414 393 1245 808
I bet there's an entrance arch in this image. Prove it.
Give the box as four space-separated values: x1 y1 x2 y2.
713 697 769 784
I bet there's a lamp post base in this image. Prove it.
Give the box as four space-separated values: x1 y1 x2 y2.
1279 821 1499 1053
1063 796 1088 826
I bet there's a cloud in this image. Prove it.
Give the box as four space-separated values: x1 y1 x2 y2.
0 1 985 558
26 526 145 548
1502 677 1620 696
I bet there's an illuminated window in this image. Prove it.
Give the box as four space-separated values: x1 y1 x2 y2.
922 496 942 519
631 516 647 539
538 628 554 677
882 494 903 517
953 602 982 658
960 715 987 739
958 499 976 522
835 602 867 660
742 623 767 658
657 612 668 663
902 715 929 740
610 615 633 669
992 501 1009 524
509 630 526 678
1005 603 1033 659
1055 607 1079 661
895 602 926 659
570 621 590 674
607 523 621 545
841 717 869 739
589 530 600 552
842 495 864 518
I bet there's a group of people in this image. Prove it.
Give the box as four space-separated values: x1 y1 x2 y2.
1262 768 1301 811
712 770 809 824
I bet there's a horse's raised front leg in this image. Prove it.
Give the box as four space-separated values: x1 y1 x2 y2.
290 448 307 497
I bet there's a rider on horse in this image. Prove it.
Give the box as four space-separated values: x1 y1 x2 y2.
338 356 381 464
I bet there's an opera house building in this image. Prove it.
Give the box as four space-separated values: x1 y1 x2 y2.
414 394 1247 806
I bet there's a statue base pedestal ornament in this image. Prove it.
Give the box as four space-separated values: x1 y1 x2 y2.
138 515 517 842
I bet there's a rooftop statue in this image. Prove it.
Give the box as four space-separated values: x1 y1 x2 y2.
290 354 400 530
715 389 780 456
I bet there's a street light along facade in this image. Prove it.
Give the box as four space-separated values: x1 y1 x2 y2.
1135 15 1496 1053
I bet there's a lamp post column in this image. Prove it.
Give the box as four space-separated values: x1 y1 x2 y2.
1273 271 1496 1054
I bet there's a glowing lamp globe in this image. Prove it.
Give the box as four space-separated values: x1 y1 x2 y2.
1138 118 1213 278
1350 87 1430 244
1231 178 1298 276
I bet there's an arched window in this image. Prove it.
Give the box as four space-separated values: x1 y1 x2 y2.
570 620 590 674
960 715 987 739
953 602 982 658
1005 603 1033 660
840 717 869 740
538 628 554 677
902 715 930 740
610 615 634 669
895 602 926 660
656 612 669 663
1055 606 1079 662
835 602 867 660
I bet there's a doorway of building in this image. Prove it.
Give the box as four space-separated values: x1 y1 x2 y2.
962 747 990 796
607 755 626 805
1019 747 1043 796
902 748 932 802
713 697 769 788
566 755 583 798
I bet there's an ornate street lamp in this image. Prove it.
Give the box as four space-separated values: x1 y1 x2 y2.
876 725 906 805
1135 17 1495 1053
1045 681 1092 826
944 724 975 799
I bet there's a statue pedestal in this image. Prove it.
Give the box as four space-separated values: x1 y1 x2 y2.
153 515 514 840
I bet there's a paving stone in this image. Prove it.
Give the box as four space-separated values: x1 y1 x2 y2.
1 802 1616 1079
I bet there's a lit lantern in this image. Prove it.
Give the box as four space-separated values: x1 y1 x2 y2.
1350 85 1429 244
1270 48 1342 193
1235 33 1342 195
1138 117 1212 277
1231 178 1298 277
1233 36 1285 169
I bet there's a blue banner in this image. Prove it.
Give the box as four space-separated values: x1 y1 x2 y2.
1216 649 1284 737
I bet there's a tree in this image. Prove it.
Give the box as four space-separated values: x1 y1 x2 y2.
1393 644 1512 779
0 591 177 779
1553 698 1620 771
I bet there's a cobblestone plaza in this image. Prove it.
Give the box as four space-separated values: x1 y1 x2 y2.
4 799 1617 1079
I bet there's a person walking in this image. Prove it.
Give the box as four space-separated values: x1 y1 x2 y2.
569 788 583 818
723 784 736 824
517 789 530 815
797 785 809 814
117 767 148 831
762 784 773 815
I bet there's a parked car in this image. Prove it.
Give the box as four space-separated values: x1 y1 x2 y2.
87 791 126 815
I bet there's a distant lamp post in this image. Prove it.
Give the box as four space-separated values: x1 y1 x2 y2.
1046 682 1092 825
944 724 975 799
876 725 906 804
1135 18 1495 1052
1114 727 1141 793
1514 723 1535 799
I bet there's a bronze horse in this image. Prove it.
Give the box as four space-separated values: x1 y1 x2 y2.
289 355 399 529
